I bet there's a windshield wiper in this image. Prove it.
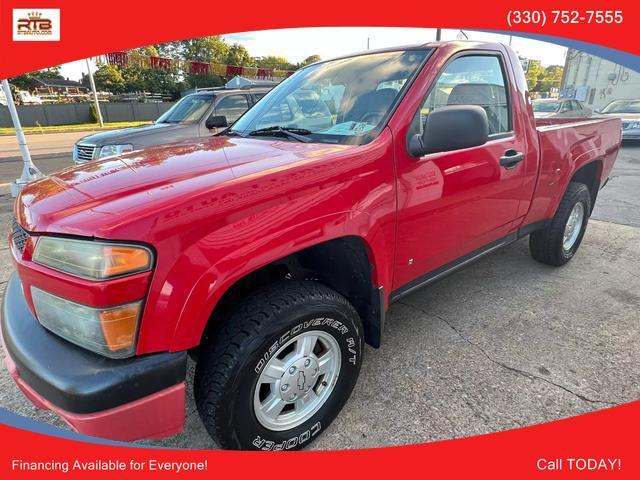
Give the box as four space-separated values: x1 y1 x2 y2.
247 126 313 143
221 129 241 137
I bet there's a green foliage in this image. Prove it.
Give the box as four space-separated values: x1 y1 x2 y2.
156 36 229 63
526 61 564 93
92 64 126 93
89 103 98 123
184 73 225 90
225 44 255 67
71 38 304 98
298 55 321 68
525 60 544 91
256 56 296 71
536 65 564 92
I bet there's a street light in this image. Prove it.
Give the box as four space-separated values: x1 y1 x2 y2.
86 58 104 128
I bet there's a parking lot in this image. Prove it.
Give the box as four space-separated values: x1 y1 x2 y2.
0 137 638 449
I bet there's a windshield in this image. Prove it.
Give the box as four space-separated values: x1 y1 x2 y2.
230 49 430 144
601 100 640 114
157 94 214 123
532 101 560 113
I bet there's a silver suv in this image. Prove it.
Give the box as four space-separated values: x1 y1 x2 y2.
73 81 274 163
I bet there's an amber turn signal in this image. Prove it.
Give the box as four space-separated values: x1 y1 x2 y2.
99 303 142 353
103 246 152 278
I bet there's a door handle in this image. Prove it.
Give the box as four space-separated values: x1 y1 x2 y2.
499 150 524 169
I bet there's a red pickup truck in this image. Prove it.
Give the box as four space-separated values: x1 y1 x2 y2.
2 41 621 450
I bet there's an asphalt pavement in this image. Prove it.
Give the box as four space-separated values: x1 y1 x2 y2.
0 138 638 450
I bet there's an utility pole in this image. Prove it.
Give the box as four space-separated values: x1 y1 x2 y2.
367 37 370 50
1 79 43 197
436 28 442 41
86 58 104 128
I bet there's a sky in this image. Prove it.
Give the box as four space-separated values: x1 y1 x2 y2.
59 27 567 81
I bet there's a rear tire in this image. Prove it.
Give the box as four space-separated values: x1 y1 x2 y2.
529 182 591 266
194 281 363 450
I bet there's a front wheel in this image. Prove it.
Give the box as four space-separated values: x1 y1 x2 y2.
194 281 363 450
529 182 591 266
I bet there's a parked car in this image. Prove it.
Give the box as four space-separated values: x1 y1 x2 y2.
72 80 275 163
4 41 621 451
598 99 640 140
532 98 591 118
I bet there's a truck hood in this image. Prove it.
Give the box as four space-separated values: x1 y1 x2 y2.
16 136 354 236
76 122 191 146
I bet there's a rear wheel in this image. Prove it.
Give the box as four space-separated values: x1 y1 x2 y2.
194 281 363 450
529 182 591 266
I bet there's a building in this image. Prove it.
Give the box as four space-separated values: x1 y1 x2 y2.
561 49 640 111
30 77 88 95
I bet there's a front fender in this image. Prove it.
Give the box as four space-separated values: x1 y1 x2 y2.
168 209 395 351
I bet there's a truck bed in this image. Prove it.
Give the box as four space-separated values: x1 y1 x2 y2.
525 116 622 225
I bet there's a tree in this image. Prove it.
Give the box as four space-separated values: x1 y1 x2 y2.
184 74 224 90
298 55 321 68
256 56 296 71
92 64 126 93
525 59 544 91
536 65 564 92
156 36 229 63
119 46 182 97
225 44 255 67
525 60 564 93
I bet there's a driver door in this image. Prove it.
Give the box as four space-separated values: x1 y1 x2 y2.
392 52 530 292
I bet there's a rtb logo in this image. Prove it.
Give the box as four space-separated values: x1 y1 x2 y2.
13 9 60 41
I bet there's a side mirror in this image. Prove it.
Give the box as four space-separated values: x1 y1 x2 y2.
205 115 228 129
408 105 489 157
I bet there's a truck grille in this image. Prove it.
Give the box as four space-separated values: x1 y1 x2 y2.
75 144 96 162
11 218 30 254
622 122 632 130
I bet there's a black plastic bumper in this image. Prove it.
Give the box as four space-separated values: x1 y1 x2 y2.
1 273 187 414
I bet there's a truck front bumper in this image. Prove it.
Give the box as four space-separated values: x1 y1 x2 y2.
1 273 187 442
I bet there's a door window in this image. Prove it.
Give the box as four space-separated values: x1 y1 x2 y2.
419 55 511 136
215 95 250 123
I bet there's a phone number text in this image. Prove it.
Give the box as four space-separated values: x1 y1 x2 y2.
507 10 623 27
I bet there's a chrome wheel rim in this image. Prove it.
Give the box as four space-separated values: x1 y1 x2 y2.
563 202 585 251
253 330 341 431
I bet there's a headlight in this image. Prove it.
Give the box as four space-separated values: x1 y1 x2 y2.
98 144 134 158
33 237 153 280
31 287 142 358
627 121 640 129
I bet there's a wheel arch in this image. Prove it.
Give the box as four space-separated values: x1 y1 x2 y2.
568 159 603 213
201 235 384 349
171 231 389 353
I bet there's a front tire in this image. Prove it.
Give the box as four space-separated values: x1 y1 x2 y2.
194 281 363 450
529 182 591 266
